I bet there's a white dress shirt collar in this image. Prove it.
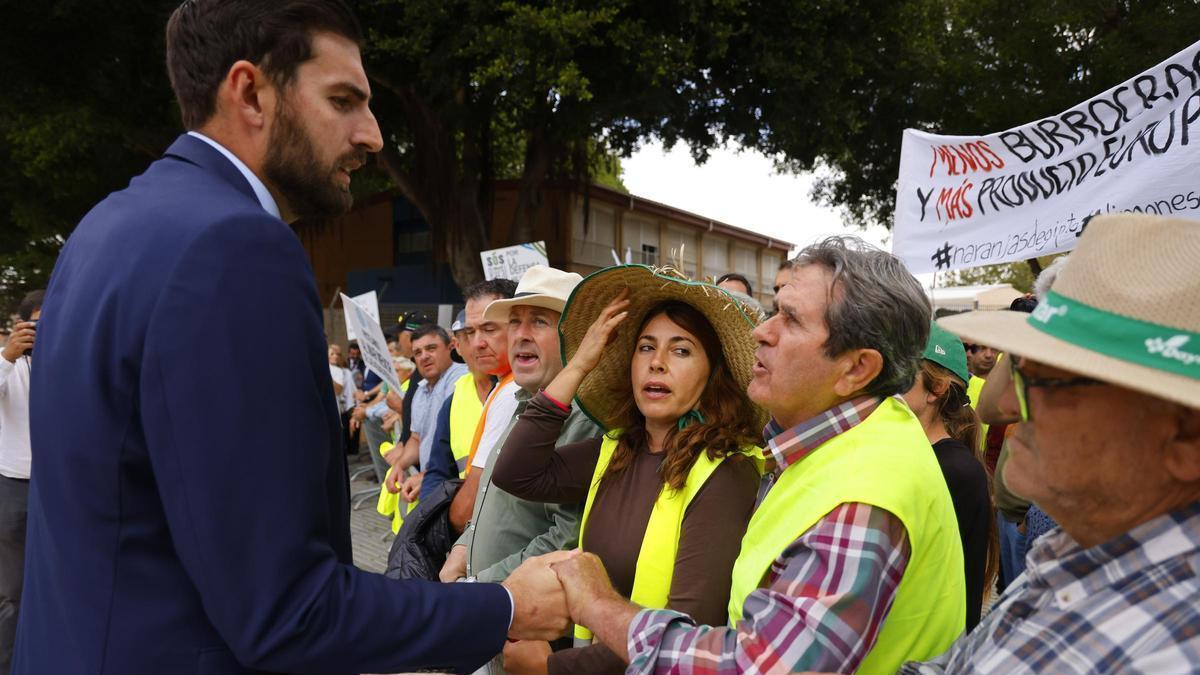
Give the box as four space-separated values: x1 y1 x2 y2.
186 131 281 219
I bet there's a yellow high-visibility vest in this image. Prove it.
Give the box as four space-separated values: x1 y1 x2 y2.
378 375 487 533
573 431 761 644
966 375 989 452
448 373 486 478
728 397 965 674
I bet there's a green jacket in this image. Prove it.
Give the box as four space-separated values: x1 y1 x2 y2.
457 388 600 582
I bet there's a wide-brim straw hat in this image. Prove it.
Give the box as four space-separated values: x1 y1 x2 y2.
558 264 770 431
939 213 1200 410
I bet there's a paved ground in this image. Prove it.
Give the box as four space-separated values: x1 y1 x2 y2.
347 456 394 574
348 457 439 675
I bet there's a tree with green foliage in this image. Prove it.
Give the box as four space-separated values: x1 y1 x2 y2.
941 251 1073 294
2 1 1197 306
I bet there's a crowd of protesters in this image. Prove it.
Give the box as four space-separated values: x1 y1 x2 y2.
8 1 1198 672
304 212 1199 675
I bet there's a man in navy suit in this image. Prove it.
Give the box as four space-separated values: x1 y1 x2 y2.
15 1 569 673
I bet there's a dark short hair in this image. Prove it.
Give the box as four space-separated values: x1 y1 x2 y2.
166 0 362 129
793 237 930 398
715 272 753 295
463 278 517 303
18 290 46 322
1010 296 1038 313
411 323 450 346
347 341 360 350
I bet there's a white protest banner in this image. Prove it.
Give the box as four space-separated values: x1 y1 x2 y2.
341 290 379 342
340 293 402 395
480 241 548 281
894 40 1200 275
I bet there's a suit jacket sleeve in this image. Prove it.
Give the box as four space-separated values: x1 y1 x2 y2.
139 214 510 674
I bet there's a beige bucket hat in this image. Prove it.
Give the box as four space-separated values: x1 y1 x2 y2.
558 264 769 431
483 265 583 321
939 213 1200 410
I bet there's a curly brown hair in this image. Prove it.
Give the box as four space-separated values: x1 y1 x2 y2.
603 301 761 491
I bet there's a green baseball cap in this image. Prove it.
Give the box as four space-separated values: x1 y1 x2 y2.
923 320 970 385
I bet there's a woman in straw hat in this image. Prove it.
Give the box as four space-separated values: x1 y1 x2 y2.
492 265 765 675
902 321 994 632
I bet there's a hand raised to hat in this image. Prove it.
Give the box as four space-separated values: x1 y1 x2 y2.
543 291 630 406
571 290 631 374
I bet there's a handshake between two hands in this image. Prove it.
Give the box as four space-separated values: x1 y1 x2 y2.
500 549 616 643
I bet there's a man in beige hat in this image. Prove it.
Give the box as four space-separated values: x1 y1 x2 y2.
900 213 1200 673
440 265 602 674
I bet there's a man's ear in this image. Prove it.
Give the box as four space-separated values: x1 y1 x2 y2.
220 60 272 131
832 348 883 398
1163 406 1200 483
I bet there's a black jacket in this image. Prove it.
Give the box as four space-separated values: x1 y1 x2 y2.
386 478 463 581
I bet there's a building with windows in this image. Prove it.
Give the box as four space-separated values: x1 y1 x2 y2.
300 181 793 337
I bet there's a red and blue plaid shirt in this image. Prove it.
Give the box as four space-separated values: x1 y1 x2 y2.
626 396 913 674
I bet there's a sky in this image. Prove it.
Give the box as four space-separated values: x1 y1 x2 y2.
621 140 892 256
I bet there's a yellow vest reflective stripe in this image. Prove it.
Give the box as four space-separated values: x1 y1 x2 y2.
728 397 965 674
449 373 486 478
574 432 761 643
966 375 989 452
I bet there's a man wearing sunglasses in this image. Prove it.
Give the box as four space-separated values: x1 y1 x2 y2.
902 213 1200 673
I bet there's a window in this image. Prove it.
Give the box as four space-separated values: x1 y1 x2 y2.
623 216 659 266
733 245 759 290
572 202 616 267
760 250 782 305
702 235 729 282
662 225 697 278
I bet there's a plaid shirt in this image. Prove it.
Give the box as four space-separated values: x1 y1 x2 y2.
626 396 913 674
902 500 1200 674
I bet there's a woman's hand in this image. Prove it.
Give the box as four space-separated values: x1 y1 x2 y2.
502 639 552 675
568 291 630 376
543 291 630 408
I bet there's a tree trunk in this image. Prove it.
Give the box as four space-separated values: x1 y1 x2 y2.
371 78 488 291
509 128 556 245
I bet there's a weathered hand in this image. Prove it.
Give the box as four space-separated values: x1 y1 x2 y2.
568 291 630 376
551 550 619 629
502 550 576 641
502 639 551 675
383 443 405 467
400 472 423 502
439 544 467 582
384 466 405 494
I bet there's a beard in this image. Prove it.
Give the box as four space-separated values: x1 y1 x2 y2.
263 96 364 220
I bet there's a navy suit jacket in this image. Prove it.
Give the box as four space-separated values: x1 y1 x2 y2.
17 134 510 674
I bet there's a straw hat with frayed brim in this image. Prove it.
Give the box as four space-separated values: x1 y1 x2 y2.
939 213 1200 410
558 264 770 432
